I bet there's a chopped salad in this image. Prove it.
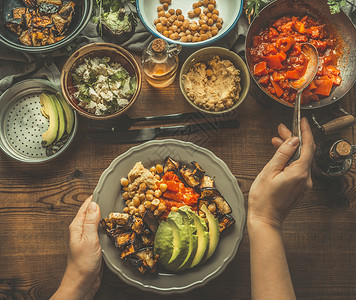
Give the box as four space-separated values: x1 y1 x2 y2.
72 56 137 115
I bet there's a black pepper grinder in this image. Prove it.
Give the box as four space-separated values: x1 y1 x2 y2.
312 140 356 178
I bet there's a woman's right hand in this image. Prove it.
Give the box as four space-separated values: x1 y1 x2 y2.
248 117 316 230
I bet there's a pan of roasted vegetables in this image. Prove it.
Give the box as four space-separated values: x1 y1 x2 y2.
245 0 356 110
0 0 93 52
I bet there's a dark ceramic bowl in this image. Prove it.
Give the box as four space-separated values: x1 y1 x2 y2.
0 0 93 53
61 43 142 120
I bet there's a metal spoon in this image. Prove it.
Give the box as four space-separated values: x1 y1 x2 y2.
289 43 319 162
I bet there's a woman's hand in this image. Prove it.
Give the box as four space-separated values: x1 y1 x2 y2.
51 196 102 300
248 117 316 230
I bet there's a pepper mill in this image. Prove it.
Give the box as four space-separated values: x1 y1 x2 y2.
312 140 356 178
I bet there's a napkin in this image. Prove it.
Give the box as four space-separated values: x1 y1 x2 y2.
0 1 355 95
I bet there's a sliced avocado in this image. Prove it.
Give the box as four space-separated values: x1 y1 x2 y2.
177 206 198 271
50 94 66 142
187 209 209 269
164 211 190 271
40 93 59 146
56 92 75 134
154 221 174 266
201 204 220 261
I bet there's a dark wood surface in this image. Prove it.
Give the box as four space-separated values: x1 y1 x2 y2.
1 51 356 300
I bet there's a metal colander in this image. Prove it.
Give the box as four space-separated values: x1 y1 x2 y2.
0 79 77 163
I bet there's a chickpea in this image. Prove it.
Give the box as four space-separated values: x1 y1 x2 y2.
190 22 198 31
187 34 193 42
207 31 212 38
138 193 145 201
158 203 166 212
178 14 184 21
154 164 162 173
159 183 168 192
201 33 208 40
212 14 218 21
146 189 154 195
212 9 219 15
193 2 199 8
160 0 165 3
206 12 212 18
201 15 208 22
151 198 160 207
202 0 209 7
198 0 203 6
132 196 140 207
146 193 154 201
211 26 218 36
150 205 156 212
172 14 178 20
200 30 206 35
138 183 146 191
168 30 173 36
225 100 233 108
186 29 191 35
183 19 190 28
199 19 206 26
201 24 208 31
154 18 160 25
176 8 182 15
138 204 146 214
166 0 171 4
208 4 214 11
157 5 164 12
155 174 161 180
163 25 168 31
154 209 161 216
207 18 214 26
216 22 222 29
188 11 195 18
123 207 129 213
165 12 171 18
194 7 201 16
144 201 151 209
158 10 165 17
179 32 186 37
206 68 213 77
163 3 169 10
180 36 188 43
192 36 199 42
160 16 168 25
203 8 209 14
177 28 181 33
172 25 178 32
122 186 129 192
210 0 216 4
197 36 202 42
168 8 175 15
168 16 175 23
171 206 178 212
125 200 131 206
154 189 162 198
122 192 129 200
217 17 223 23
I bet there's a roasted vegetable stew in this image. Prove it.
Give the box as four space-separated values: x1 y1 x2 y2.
249 15 342 104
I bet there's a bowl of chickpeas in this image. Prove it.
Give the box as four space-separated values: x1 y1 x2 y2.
136 0 244 46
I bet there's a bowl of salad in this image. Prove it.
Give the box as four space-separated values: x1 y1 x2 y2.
61 43 142 120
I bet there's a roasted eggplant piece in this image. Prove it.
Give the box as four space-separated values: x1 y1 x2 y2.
114 232 136 249
213 195 232 215
19 30 32 46
191 161 205 181
23 0 36 7
143 210 159 233
128 216 145 235
200 187 221 199
108 212 130 226
199 175 215 189
141 234 155 247
135 248 159 273
163 156 180 173
58 1 75 20
38 3 60 14
180 166 200 188
5 19 23 35
197 198 210 215
218 214 235 233
13 7 27 19
52 13 67 33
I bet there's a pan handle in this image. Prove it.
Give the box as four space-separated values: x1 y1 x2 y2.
321 115 355 135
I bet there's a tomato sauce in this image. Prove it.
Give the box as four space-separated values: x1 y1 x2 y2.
159 171 199 219
250 15 342 104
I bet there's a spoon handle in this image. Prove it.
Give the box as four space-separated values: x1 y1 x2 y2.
290 90 302 163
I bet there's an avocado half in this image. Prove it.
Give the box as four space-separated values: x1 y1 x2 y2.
40 93 59 146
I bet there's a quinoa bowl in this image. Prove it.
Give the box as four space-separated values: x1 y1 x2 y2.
61 43 142 120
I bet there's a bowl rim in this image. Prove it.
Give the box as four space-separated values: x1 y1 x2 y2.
0 0 93 53
179 46 250 115
60 42 142 120
136 0 244 47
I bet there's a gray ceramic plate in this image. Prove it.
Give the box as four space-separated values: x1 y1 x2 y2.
93 139 246 294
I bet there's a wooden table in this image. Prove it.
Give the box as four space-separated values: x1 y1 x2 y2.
1 51 356 300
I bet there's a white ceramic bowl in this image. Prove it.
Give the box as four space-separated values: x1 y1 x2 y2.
136 0 243 47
